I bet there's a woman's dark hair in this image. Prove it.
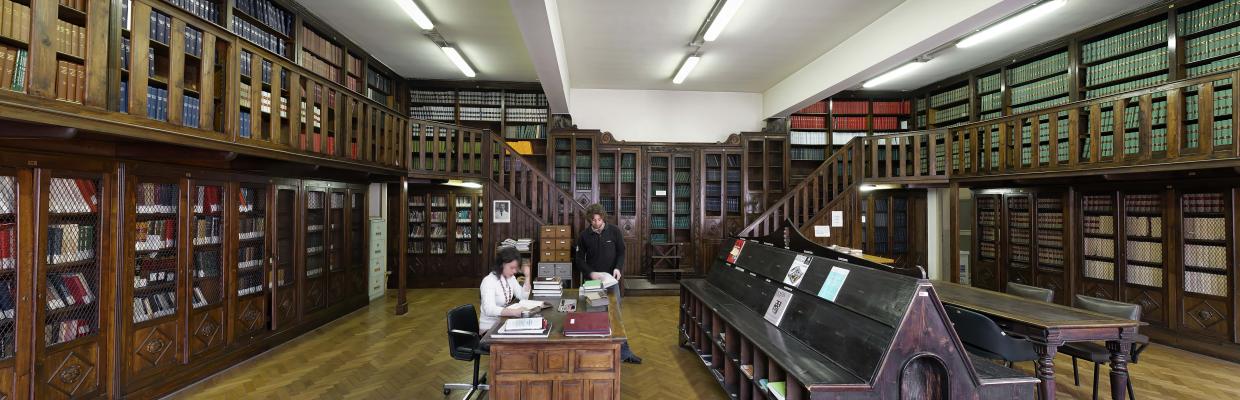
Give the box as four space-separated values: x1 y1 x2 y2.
493 246 522 276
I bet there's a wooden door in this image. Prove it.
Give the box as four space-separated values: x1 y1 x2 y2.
301 185 329 314
971 194 1002 291
270 185 299 330
327 188 348 305
187 179 227 358
233 182 269 342
125 174 184 383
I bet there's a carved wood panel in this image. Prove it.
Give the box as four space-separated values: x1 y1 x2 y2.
328 271 347 305
1035 270 1068 305
970 261 1000 292
41 343 99 400
130 320 178 379
1080 279 1117 301
275 288 297 327
1181 295 1231 340
0 363 12 400
190 308 224 357
234 295 267 341
1125 286 1166 326
1008 268 1032 286
303 278 327 313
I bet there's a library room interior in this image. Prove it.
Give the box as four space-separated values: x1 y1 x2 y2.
8 0 1240 399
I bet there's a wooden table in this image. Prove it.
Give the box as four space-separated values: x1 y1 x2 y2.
934 282 1143 400
481 290 627 400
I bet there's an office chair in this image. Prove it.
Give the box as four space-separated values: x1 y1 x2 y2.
1061 295 1149 400
1006 282 1055 303
444 304 489 399
944 304 1040 368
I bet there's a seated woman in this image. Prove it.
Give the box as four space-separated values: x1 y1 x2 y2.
478 246 532 334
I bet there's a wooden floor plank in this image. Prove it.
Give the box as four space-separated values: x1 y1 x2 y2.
166 289 1240 400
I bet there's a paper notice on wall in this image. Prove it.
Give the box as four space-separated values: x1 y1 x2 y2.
764 288 794 326
814 225 830 237
831 211 844 227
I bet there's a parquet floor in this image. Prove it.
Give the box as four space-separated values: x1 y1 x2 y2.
167 289 1240 400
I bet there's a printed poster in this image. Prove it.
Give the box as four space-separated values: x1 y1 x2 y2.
764 288 794 326
817 267 851 302
783 255 811 287
725 239 746 264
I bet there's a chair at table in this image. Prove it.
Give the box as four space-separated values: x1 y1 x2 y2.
1006 282 1054 302
444 304 490 399
945 304 1040 368
1061 295 1149 400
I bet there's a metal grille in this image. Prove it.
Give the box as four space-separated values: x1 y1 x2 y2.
276 189 296 286
330 192 345 272
46 176 100 347
193 185 224 309
1185 271 1228 296
132 182 178 324
1126 264 1164 287
1084 237 1116 258
0 175 16 358
1185 217 1227 240
1084 260 1115 280
238 186 266 297
306 191 325 278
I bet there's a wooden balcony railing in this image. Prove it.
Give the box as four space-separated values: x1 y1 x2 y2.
487 133 589 229
407 120 488 177
739 139 862 237
860 130 950 184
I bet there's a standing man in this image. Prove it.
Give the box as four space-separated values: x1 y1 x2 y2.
574 204 642 364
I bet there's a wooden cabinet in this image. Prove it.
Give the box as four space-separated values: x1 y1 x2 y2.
233 180 269 344
597 146 643 277
698 148 743 275
271 183 299 330
741 133 787 213
188 178 228 359
861 190 926 270
123 173 183 384
405 186 485 288
972 194 1002 291
302 184 329 314
1177 189 1233 341
549 131 598 207
646 151 696 279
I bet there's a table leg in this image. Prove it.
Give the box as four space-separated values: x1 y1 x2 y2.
1107 340 1131 400
1034 343 1060 400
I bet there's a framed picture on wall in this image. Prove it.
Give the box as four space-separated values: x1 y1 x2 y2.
494 200 511 223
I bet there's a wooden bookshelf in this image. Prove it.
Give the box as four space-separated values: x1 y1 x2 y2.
741 133 787 213
408 81 550 140
188 179 226 359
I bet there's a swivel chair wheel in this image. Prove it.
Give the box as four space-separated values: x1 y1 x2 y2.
444 388 451 396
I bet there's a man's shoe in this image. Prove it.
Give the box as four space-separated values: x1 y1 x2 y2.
623 355 642 364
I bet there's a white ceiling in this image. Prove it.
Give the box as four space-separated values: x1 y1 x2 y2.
556 0 906 92
860 0 1161 91
298 0 538 81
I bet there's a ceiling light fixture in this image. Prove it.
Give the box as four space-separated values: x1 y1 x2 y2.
703 0 745 42
397 0 434 30
444 179 483 189
863 61 927 88
956 0 1067 48
673 55 702 84
441 46 476 78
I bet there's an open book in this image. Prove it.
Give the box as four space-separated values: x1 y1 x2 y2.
581 273 619 291
504 300 546 313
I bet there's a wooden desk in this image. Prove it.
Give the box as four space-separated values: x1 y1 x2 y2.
860 254 896 264
934 282 1143 400
481 290 627 400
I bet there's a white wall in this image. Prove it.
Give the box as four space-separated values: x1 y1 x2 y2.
569 88 764 143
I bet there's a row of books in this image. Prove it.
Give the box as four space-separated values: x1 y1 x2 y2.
978 91 1002 113
934 103 969 123
148 11 175 47
183 26 205 57
930 86 969 108
191 286 219 308
163 0 223 24
133 291 176 322
238 245 262 269
0 176 12 214
1085 48 1168 87
238 274 262 296
0 281 11 320
135 219 176 251
1083 215 1117 235
872 100 911 115
454 241 473 254
1037 212 1064 229
872 117 906 130
1185 86 1233 120
409 90 454 103
788 115 826 129
409 105 454 121
1011 73 1068 106
193 250 221 278
1125 194 1162 213
1185 270 1227 296
134 266 175 290
1084 260 1115 280
1184 193 1226 213
1126 216 1164 237
0 0 30 44
47 272 94 310
1086 74 1167 98
231 17 287 58
47 223 95 265
1006 52 1069 86
1188 24 1240 65
46 319 91 346
507 92 548 107
1178 0 1240 36
1126 264 1163 288
55 20 86 59
0 224 11 270
454 226 476 239
1083 196 1114 212
55 61 85 104
789 147 826 161
0 45 27 92
191 216 221 244
832 117 867 130
1083 21 1167 64
239 187 263 212
1084 237 1117 258
182 95 202 128
144 85 170 121
833 100 871 115
1184 217 1228 241
977 73 1001 94
367 68 392 93
301 49 341 83
459 90 503 105
460 106 502 122
1127 240 1164 264
507 107 548 122
504 125 545 139
1185 243 1228 269
238 110 252 138
192 185 223 214
302 25 343 66
978 241 996 259
239 217 265 240
137 183 177 214
797 101 827 114
234 0 294 36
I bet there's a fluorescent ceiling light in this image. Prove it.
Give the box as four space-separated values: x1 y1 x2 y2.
445 180 482 189
397 0 434 30
673 55 701 84
862 61 926 88
956 0 1066 48
441 47 476 78
703 0 745 42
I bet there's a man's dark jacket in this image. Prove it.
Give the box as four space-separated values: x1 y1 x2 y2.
574 224 626 277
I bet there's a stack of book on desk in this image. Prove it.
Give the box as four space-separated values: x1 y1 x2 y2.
500 237 533 252
492 317 551 338
563 311 611 337
532 277 563 298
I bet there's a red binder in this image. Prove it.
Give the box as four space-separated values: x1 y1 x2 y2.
563 311 611 336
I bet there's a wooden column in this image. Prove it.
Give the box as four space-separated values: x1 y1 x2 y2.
950 183 960 283
396 176 409 315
